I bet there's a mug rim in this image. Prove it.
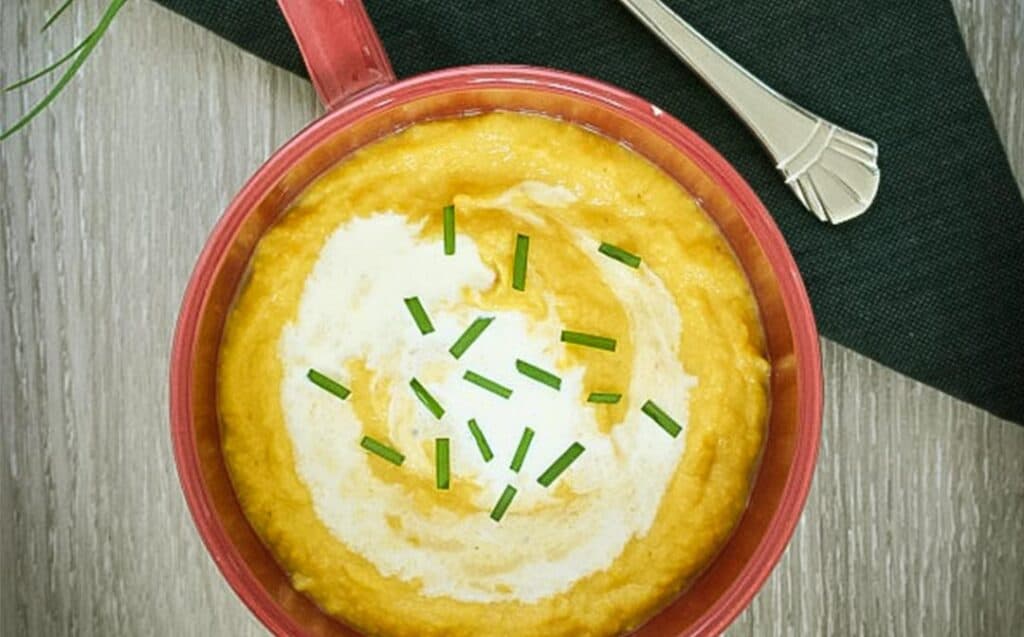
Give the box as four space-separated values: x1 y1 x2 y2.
170 64 822 637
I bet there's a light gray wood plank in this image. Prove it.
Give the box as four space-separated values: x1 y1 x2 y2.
729 342 1024 636
1 1 1021 636
951 0 1024 189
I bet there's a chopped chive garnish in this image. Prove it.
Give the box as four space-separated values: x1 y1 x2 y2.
490 484 518 522
537 442 586 487
560 330 617 352
587 392 622 404
360 436 404 466
512 233 530 291
463 370 513 399
409 378 445 419
598 242 642 268
403 296 435 334
307 368 351 400
515 359 562 390
435 438 450 489
443 204 456 255
449 316 495 359
641 400 682 437
510 427 535 473
467 419 494 462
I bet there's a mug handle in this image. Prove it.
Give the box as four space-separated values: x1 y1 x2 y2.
276 0 397 110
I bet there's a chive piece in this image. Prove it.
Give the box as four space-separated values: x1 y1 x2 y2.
449 316 495 359
587 392 622 404
443 204 456 255
409 378 445 419
402 296 435 334
512 234 530 291
42 0 75 32
510 427 535 473
598 242 642 268
490 485 518 522
307 368 351 400
360 436 404 466
537 442 586 487
641 400 682 437
467 419 494 462
463 370 513 399
4 36 90 92
560 330 617 352
435 438 450 490
515 359 561 390
1 0 129 141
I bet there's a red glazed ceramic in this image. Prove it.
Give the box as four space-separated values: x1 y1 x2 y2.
170 2 822 635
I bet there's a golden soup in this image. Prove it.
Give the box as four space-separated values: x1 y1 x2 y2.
218 112 768 637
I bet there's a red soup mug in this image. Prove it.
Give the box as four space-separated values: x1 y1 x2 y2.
170 1 823 635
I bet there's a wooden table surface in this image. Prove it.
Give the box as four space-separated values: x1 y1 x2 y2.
2 1 1022 635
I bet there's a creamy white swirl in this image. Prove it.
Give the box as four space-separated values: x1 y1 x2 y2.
278 184 695 603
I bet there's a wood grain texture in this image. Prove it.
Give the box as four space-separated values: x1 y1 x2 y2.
952 0 1024 182
1 1 1021 635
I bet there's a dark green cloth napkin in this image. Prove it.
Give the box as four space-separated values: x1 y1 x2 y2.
153 0 1024 425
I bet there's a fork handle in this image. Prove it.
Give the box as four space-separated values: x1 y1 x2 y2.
616 0 824 169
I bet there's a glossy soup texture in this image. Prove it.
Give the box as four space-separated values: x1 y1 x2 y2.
217 112 769 637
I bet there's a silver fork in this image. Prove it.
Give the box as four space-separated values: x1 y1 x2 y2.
617 0 880 224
